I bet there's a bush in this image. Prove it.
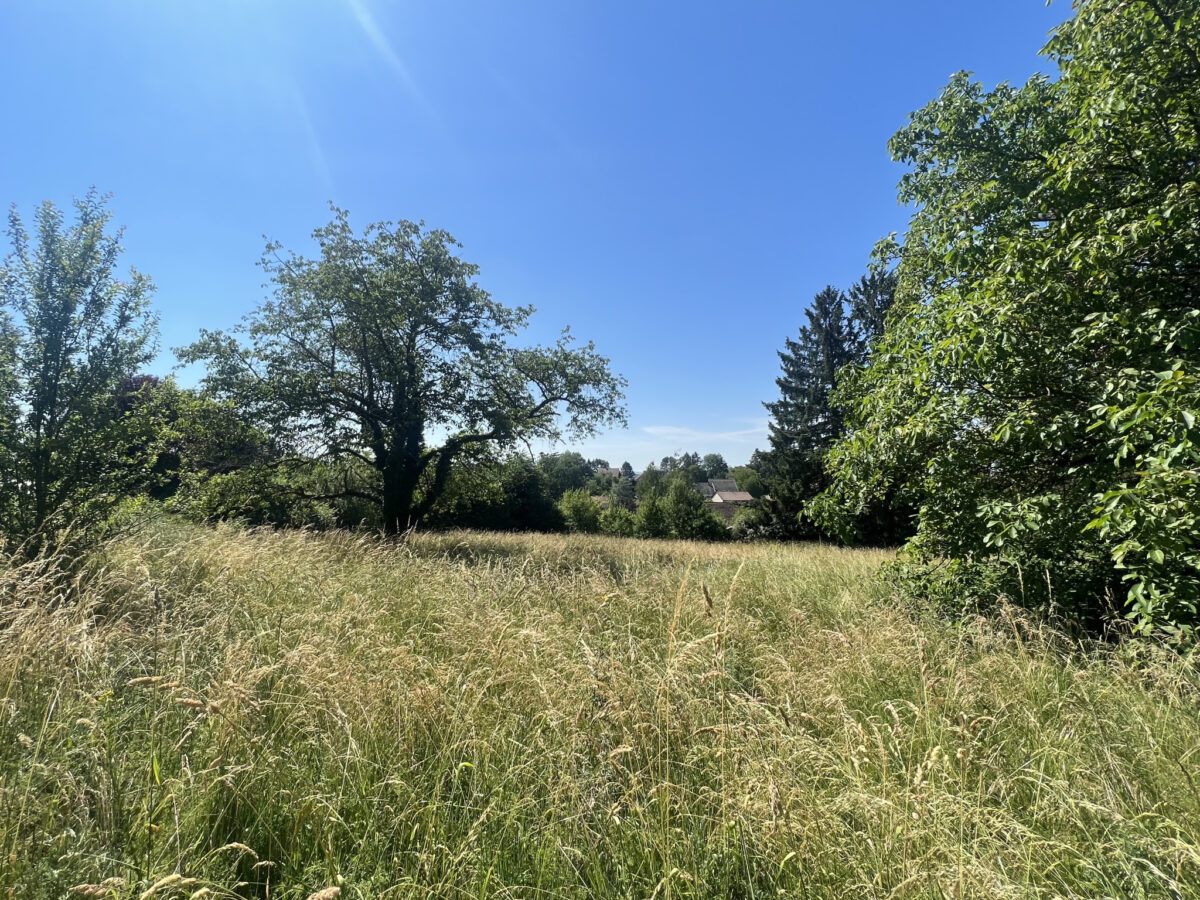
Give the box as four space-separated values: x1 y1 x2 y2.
730 506 769 542
173 466 337 529
662 481 728 541
558 489 602 533
427 455 564 532
599 506 637 537
634 494 669 538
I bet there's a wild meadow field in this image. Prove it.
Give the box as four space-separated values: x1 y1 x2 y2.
1 521 1198 899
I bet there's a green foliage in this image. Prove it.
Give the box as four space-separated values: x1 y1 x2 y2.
661 480 728 541
499 456 566 532
847 268 897 347
123 378 275 501
0 191 159 552
728 466 765 498
813 0 1200 636
608 475 636 511
635 464 664 500
585 471 618 495
181 208 625 535
427 453 563 532
633 492 669 538
656 451 723 484
729 504 769 541
762 286 861 538
174 462 340 529
558 488 602 533
598 504 637 536
537 451 594 499
701 452 728 479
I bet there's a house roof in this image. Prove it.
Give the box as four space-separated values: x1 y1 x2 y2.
708 479 740 493
712 491 755 503
693 482 715 499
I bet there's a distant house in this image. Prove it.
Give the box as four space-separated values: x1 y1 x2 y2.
594 467 623 480
712 489 755 503
693 478 755 504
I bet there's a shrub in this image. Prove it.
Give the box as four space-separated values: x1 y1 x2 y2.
599 506 637 537
662 481 728 541
558 489 602 533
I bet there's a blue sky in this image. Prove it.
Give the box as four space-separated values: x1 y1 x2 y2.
1 1 1068 469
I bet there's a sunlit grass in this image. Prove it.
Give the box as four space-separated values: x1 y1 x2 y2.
1 521 1197 898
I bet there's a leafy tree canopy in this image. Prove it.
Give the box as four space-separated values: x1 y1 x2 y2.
558 488 602 533
538 451 595 499
608 475 636 510
0 191 158 551
728 466 765 499
812 0 1200 635
701 453 729 479
181 209 626 535
635 463 664 499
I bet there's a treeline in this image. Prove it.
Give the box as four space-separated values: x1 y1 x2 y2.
0 195 751 549
0 197 626 552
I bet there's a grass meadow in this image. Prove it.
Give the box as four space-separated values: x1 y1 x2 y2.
1 521 1198 899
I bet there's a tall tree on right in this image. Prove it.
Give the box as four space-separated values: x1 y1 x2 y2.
811 0 1200 635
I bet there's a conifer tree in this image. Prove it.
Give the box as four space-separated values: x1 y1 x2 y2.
847 269 897 348
762 286 858 536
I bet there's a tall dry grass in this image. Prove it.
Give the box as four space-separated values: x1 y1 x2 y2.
0 520 1197 898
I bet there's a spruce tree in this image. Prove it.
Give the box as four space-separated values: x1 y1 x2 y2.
847 269 897 348
763 286 857 536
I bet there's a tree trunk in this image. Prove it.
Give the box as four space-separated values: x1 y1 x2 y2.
380 470 411 536
380 452 425 536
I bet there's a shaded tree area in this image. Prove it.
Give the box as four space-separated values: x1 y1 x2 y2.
424 451 564 533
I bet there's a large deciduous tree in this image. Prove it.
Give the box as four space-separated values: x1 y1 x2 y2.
812 0 1200 635
537 451 594 499
182 209 627 535
0 191 158 551
701 452 729 479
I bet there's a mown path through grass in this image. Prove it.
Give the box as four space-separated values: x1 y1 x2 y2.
1 521 1198 898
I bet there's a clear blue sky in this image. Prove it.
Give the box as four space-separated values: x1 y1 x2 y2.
1 1 1068 469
